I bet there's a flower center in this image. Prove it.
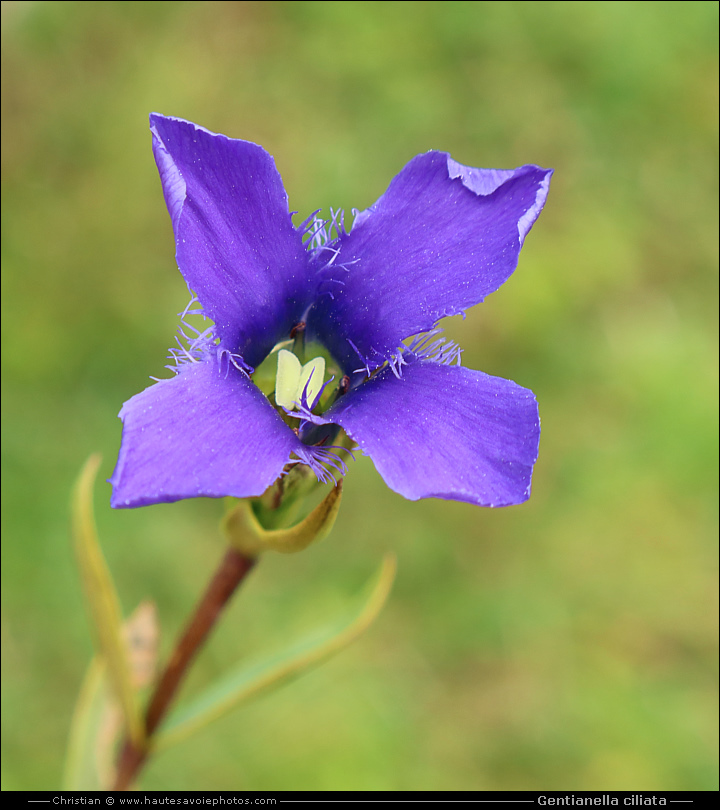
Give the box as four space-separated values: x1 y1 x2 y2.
274 350 326 411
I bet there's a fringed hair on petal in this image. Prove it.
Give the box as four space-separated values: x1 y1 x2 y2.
407 329 463 366
164 294 214 373
292 443 355 484
165 294 252 378
302 207 347 251
377 329 463 383
301 208 359 301
347 338 373 377
387 350 408 379
217 347 253 378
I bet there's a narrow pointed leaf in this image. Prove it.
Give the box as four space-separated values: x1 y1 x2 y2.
71 454 143 745
154 553 396 751
224 480 343 556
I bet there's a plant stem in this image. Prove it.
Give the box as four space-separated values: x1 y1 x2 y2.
113 547 256 790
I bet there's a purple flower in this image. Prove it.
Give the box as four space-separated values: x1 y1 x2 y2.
110 114 552 509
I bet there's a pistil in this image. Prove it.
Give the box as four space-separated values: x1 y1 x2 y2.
275 350 326 411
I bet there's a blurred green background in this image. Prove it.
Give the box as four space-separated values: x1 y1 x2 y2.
2 0 717 792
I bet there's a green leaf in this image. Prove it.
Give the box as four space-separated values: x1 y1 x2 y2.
71 454 144 746
224 480 343 556
154 553 397 751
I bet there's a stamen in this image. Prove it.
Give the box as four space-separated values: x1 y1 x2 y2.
290 320 307 358
289 321 306 339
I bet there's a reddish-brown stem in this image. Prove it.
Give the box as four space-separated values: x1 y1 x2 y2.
113 547 256 790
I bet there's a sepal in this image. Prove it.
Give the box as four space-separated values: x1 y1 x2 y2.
223 480 343 556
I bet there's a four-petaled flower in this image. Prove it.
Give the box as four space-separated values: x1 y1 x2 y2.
109 114 552 509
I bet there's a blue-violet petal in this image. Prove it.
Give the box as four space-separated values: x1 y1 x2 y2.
150 114 311 369
308 152 552 374
110 358 302 507
320 360 540 507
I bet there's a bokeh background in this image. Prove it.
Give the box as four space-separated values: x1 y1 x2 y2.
2 0 717 792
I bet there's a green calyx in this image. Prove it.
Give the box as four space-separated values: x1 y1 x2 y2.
223 480 343 557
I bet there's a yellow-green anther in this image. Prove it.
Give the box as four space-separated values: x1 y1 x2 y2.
275 350 326 410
